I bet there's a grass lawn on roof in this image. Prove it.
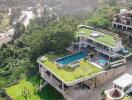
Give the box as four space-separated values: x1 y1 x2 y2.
77 27 116 47
6 76 64 100
41 50 101 83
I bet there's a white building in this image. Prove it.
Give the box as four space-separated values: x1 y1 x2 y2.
105 73 132 100
21 11 34 27
113 73 132 92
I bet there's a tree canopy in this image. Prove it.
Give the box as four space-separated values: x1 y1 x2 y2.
0 17 78 88
86 4 120 29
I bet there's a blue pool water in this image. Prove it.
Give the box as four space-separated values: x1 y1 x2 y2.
56 51 86 65
99 59 107 65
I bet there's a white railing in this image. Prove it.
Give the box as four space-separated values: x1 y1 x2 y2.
112 21 132 28
110 59 126 67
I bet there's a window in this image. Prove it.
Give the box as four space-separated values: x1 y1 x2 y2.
114 84 122 90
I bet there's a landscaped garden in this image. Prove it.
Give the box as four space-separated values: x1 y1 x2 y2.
39 50 101 84
6 76 64 100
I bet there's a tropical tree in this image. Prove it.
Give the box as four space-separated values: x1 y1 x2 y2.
22 87 31 100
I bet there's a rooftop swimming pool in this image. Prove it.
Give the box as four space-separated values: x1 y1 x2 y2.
55 51 86 65
99 59 107 66
98 56 108 66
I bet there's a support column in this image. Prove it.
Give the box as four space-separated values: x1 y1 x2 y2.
109 47 111 60
50 72 52 77
130 20 132 26
97 51 99 56
126 26 128 31
127 34 130 44
39 64 41 73
112 22 115 28
94 77 97 88
122 25 123 30
116 23 118 28
79 43 81 51
62 82 64 92
109 56 111 61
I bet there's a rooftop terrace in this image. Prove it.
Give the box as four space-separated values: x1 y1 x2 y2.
38 50 101 85
77 26 121 47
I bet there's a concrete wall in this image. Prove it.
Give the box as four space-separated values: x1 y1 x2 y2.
112 40 123 53
96 65 127 86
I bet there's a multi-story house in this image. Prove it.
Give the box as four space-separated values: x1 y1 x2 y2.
112 9 132 44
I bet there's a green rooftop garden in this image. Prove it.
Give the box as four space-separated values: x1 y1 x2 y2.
39 50 101 84
6 76 64 100
77 27 117 47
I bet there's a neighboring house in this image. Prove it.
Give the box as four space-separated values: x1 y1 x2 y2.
37 25 131 99
0 33 12 46
21 10 34 27
7 28 15 36
13 10 34 27
0 28 15 47
105 73 132 100
112 9 132 44
112 9 132 32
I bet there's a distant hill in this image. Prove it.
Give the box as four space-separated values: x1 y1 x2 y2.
45 0 104 16
0 0 131 16
45 0 132 16
0 0 36 8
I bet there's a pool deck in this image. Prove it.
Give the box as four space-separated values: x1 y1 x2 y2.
38 50 102 86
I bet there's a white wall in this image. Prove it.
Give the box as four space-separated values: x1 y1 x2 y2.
112 41 123 53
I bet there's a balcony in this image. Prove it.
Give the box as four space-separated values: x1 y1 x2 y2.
84 40 115 56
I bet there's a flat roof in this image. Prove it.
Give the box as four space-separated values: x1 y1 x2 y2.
77 26 120 47
113 73 132 88
38 50 102 86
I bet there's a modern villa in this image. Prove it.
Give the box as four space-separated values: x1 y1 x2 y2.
73 25 132 68
105 73 132 100
37 25 132 99
37 50 102 99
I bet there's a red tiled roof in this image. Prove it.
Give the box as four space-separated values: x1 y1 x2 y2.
109 88 122 98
